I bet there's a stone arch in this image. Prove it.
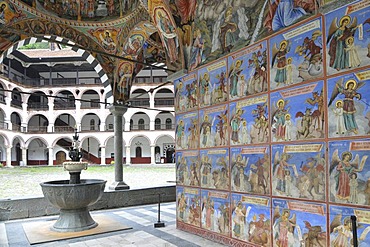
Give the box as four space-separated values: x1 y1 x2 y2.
52 136 73 147
0 133 10 146
11 135 25 148
25 136 49 149
0 36 114 103
128 134 151 146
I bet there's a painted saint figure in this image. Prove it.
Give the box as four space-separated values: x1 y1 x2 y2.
272 40 291 86
327 15 359 71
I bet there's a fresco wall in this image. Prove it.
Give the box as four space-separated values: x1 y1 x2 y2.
175 0 370 246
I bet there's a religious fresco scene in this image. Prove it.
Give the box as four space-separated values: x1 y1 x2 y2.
174 0 370 246
1 0 370 246
270 80 325 142
325 1 370 76
269 17 324 90
229 95 269 145
327 68 370 138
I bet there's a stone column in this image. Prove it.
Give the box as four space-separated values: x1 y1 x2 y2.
125 145 131 165
6 145 12 167
100 146 106 166
150 145 156 165
48 147 54 166
109 105 130 190
124 120 130 131
21 147 27 166
149 120 155 131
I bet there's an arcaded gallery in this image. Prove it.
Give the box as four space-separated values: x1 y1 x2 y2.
1 0 370 246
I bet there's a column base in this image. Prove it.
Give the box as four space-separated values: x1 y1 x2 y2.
109 181 130 190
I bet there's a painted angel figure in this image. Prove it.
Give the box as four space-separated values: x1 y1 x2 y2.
271 99 290 141
201 155 212 187
272 40 291 86
329 149 367 202
327 15 359 71
231 154 248 191
273 207 297 247
273 151 298 195
229 59 244 98
330 215 354 247
214 156 229 190
328 78 364 135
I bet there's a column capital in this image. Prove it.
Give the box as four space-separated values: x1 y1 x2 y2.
109 104 128 116
99 145 106 148
5 145 12 149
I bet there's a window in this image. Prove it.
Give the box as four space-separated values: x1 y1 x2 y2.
155 118 161 130
166 118 172 129
90 119 95 130
138 119 145 130
130 119 133 130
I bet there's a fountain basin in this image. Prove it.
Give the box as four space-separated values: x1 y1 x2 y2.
40 179 106 232
63 161 88 173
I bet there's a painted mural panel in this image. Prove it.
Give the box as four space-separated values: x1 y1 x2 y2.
269 17 324 90
272 198 327 247
228 41 268 100
270 81 325 142
272 143 326 201
174 72 198 113
229 95 269 145
198 59 228 107
200 148 229 191
230 146 270 196
329 139 370 206
329 205 370 247
201 189 230 236
35 0 140 21
186 1 318 69
199 104 228 148
176 186 201 227
327 69 370 137
175 111 198 150
176 150 199 187
231 193 271 246
325 0 370 76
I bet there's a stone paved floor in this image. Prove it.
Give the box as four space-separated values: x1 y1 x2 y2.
0 202 225 247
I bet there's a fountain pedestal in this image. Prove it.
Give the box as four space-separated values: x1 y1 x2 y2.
40 162 106 232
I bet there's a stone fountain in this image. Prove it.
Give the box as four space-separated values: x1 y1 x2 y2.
40 130 106 232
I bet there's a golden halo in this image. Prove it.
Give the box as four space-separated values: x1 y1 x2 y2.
279 40 288 48
341 151 352 161
235 60 242 66
345 36 354 45
345 79 357 89
335 100 343 107
339 15 351 26
285 113 291 119
203 72 209 79
287 57 292 63
277 99 285 107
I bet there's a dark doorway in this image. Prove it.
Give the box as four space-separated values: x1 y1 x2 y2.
166 148 175 163
135 146 142 158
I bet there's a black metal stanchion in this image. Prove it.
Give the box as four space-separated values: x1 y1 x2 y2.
351 215 358 247
154 193 165 228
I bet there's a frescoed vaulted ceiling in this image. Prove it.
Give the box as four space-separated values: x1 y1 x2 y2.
0 0 327 102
